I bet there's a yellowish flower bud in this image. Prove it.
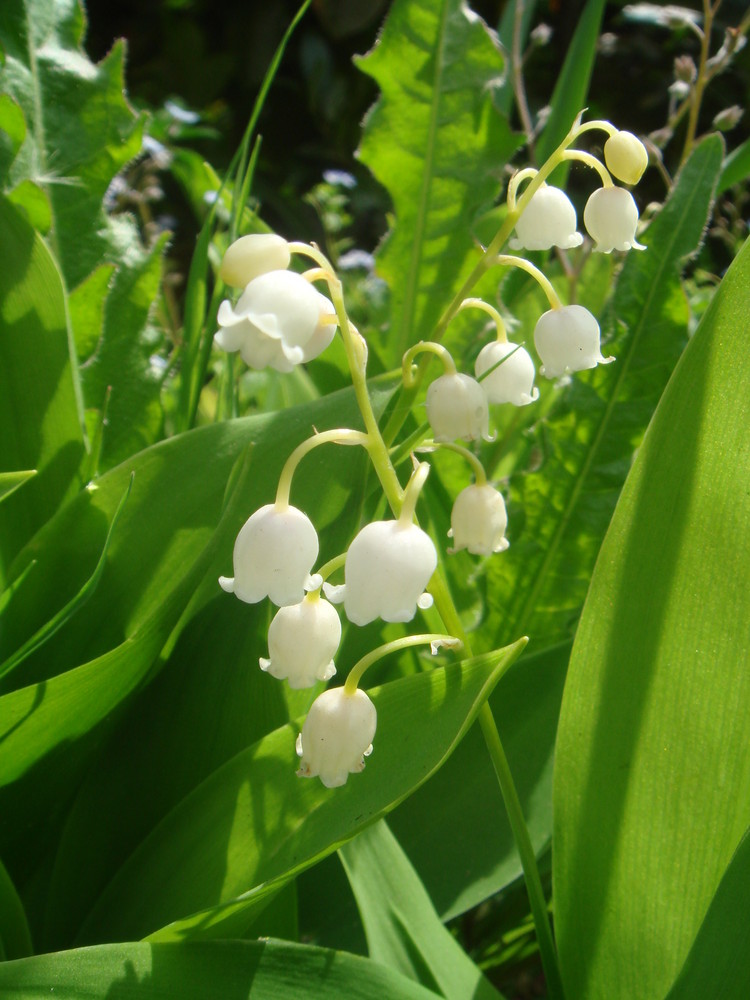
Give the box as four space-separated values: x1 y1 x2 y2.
603 131 648 185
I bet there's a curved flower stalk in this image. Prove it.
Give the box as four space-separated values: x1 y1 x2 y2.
219 233 291 287
214 269 338 371
260 591 341 688
534 304 614 378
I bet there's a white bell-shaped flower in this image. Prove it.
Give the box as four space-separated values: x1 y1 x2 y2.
425 372 491 442
534 304 614 379
296 686 377 787
219 233 291 288
604 131 648 185
214 270 334 371
219 502 319 607
260 592 340 688
341 520 437 626
584 187 645 253
449 483 509 555
510 184 583 251
475 341 539 406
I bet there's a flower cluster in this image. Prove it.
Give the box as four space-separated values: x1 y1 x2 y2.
214 118 648 790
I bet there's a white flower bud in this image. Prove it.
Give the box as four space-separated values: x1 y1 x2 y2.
342 520 437 626
296 686 377 788
214 270 329 371
449 484 509 556
219 503 319 607
510 184 583 251
604 131 649 185
219 234 291 288
584 187 645 253
533 305 614 379
475 342 539 406
259 593 340 688
425 372 491 442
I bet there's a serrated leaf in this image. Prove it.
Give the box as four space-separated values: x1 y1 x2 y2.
356 0 519 360
75 643 524 944
0 940 444 1000
0 194 85 581
553 233 750 1000
0 0 143 289
339 819 504 1000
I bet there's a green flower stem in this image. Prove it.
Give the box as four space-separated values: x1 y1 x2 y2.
275 429 370 509
419 440 487 485
494 255 562 310
402 342 457 386
344 633 461 695
399 462 431 524
682 0 714 165
298 245 563 995
458 297 508 342
560 149 613 187
315 551 347 583
427 572 565 1000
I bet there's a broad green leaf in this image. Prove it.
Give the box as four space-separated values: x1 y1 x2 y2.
75 643 525 944
378 136 724 925
0 447 253 890
356 0 518 360
0 940 444 1000
0 93 25 182
718 135 750 193
0 383 390 937
339 819 504 1000
663 828 750 1000
68 264 115 363
0 475 131 682
0 469 35 505
553 234 750 1000
0 194 85 581
0 856 31 960
0 0 143 290
535 0 607 165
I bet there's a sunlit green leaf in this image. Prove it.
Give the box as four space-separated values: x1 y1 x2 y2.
356 0 518 361
340 819 504 999
554 233 750 1000
0 940 444 1000
74 643 524 944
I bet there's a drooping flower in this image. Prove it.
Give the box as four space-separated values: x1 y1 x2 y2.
214 270 337 371
296 686 377 787
219 503 319 607
425 372 491 442
475 341 539 406
449 484 509 556
603 131 648 185
259 593 341 688
336 520 437 626
510 184 583 251
533 304 614 379
583 187 645 253
219 233 291 288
